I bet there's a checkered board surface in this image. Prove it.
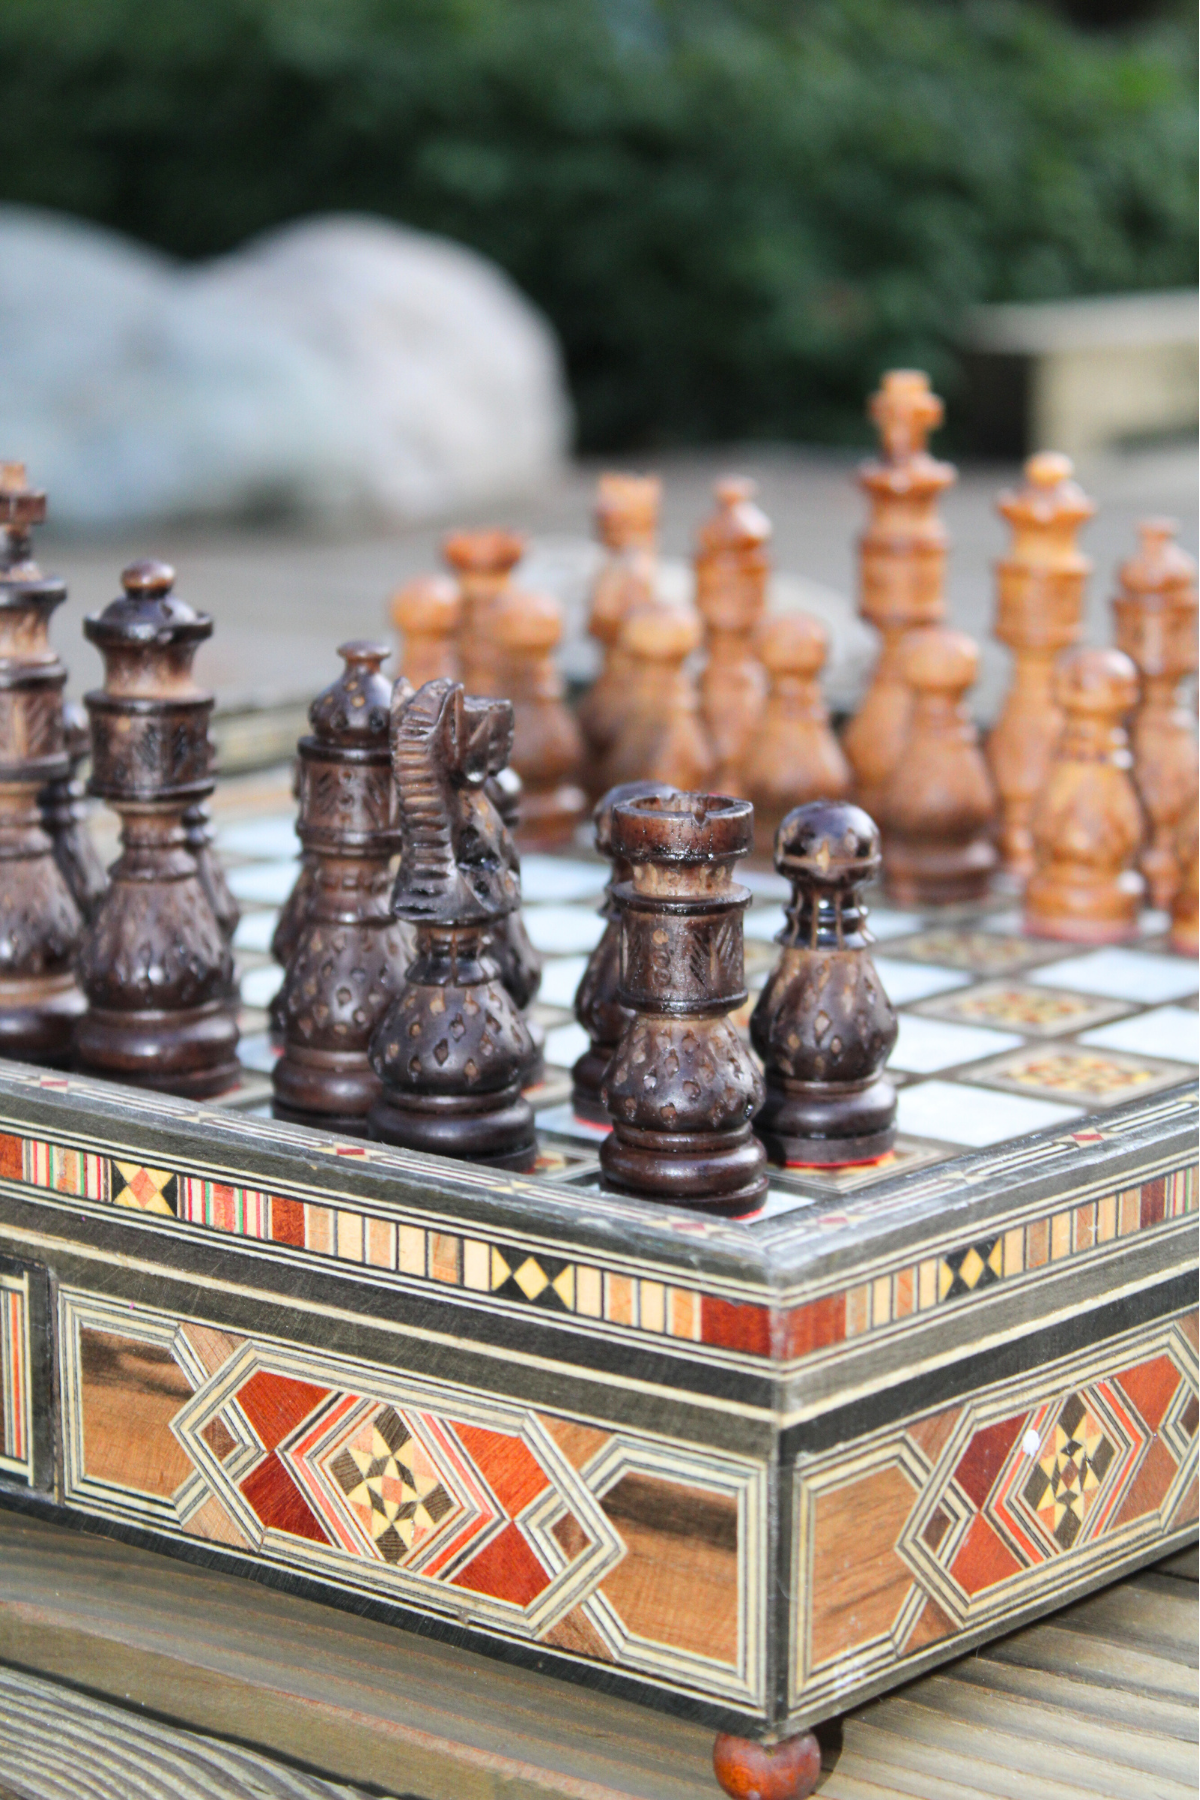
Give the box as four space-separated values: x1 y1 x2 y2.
213 774 1199 1225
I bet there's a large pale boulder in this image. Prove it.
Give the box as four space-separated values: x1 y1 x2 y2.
0 207 571 528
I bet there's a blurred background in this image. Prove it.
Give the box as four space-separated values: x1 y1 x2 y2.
0 0 1195 726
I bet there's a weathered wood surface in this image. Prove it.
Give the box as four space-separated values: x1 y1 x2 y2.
0 1512 1192 1799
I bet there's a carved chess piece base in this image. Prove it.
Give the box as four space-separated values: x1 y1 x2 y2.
883 839 997 909
602 1116 768 1215
755 1072 897 1166
1023 880 1141 945
370 1081 536 1170
0 791 85 1065
74 999 240 1099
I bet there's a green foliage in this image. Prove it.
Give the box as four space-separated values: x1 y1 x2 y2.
0 0 1193 446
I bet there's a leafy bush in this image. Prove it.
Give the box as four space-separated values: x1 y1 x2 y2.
0 0 1193 446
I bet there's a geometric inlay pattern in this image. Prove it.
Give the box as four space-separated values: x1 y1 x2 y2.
1020 1393 1116 1550
0 1271 30 1479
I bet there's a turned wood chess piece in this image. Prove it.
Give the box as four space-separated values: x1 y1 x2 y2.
443 528 524 698
490 584 587 848
0 463 86 1063
39 697 107 925
183 742 239 954
880 626 997 906
368 679 537 1169
987 452 1094 881
841 371 955 817
1112 519 1198 911
273 645 413 1132
1025 647 1144 944
751 802 897 1165
1170 800 1198 957
269 757 313 1039
570 779 678 1122
390 573 460 689
578 472 660 779
75 559 240 1097
484 763 545 1087
742 612 852 854
599 793 767 1214
694 477 770 793
601 603 715 794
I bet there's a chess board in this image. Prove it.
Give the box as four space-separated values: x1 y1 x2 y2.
0 768 1194 1753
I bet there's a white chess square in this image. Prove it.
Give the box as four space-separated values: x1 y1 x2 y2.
217 816 301 859
239 963 284 1008
537 954 590 1009
1029 947 1199 1004
227 859 300 905
1079 1005 1199 1064
518 855 606 903
890 1014 1025 1075
896 1079 1080 1147
524 905 606 955
744 905 786 942
873 957 972 1006
543 1022 591 1069
232 909 279 953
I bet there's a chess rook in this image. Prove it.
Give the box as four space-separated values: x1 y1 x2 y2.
75 560 239 1097
39 698 107 925
694 476 770 793
742 611 852 854
987 453 1094 881
841 370 956 817
1112 519 1199 911
273 645 412 1133
484 764 545 1087
602 603 715 794
0 463 85 1064
443 528 524 699
390 573 461 689
751 801 897 1166
600 793 767 1215
880 626 997 907
571 778 678 1123
1025 647 1144 944
578 473 660 781
368 679 537 1170
490 584 587 849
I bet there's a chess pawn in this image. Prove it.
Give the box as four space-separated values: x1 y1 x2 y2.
484 764 545 1086
987 452 1094 880
742 612 852 853
390 573 460 689
570 778 678 1122
489 585 587 848
443 528 524 698
600 793 767 1214
39 698 107 924
578 473 660 778
880 627 997 906
841 371 956 816
273 645 413 1132
1025 648 1144 944
694 477 770 792
751 802 897 1165
1112 519 1199 910
75 560 240 1097
368 679 537 1170
601 603 715 794
0 463 85 1063
1170 800 1198 957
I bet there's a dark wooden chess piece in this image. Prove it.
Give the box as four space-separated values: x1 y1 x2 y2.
842 371 955 818
879 626 997 906
579 472 660 781
272 645 414 1133
39 699 108 925
490 584 587 848
391 572 460 689
0 463 86 1063
694 476 770 793
599 793 767 1214
1112 519 1198 911
368 678 537 1169
1170 799 1198 957
571 779 678 1122
184 750 239 953
484 763 545 1087
986 453 1093 880
443 528 524 699
1025 647 1144 944
268 769 314 1040
750 801 897 1166
75 559 240 1097
742 611 852 853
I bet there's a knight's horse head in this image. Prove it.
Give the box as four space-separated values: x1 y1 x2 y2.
389 678 519 926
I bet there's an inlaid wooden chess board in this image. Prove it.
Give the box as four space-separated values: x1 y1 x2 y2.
0 778 1194 1751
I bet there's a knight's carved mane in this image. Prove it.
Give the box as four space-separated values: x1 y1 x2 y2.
392 677 455 911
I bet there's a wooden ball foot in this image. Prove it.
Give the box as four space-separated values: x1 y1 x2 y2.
712 1729 821 1800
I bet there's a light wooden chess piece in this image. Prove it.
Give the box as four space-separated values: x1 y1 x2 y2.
1170 799 1198 956
880 626 997 906
841 370 956 817
742 612 851 854
578 473 660 780
694 476 770 793
390 573 460 689
987 452 1094 880
601 603 715 794
490 585 587 848
1025 647 1144 943
1112 519 1198 911
443 528 524 697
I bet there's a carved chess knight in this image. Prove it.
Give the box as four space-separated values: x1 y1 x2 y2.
368 679 537 1169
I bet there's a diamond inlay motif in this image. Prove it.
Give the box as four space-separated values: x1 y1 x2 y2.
1020 1394 1115 1550
327 1405 457 1564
